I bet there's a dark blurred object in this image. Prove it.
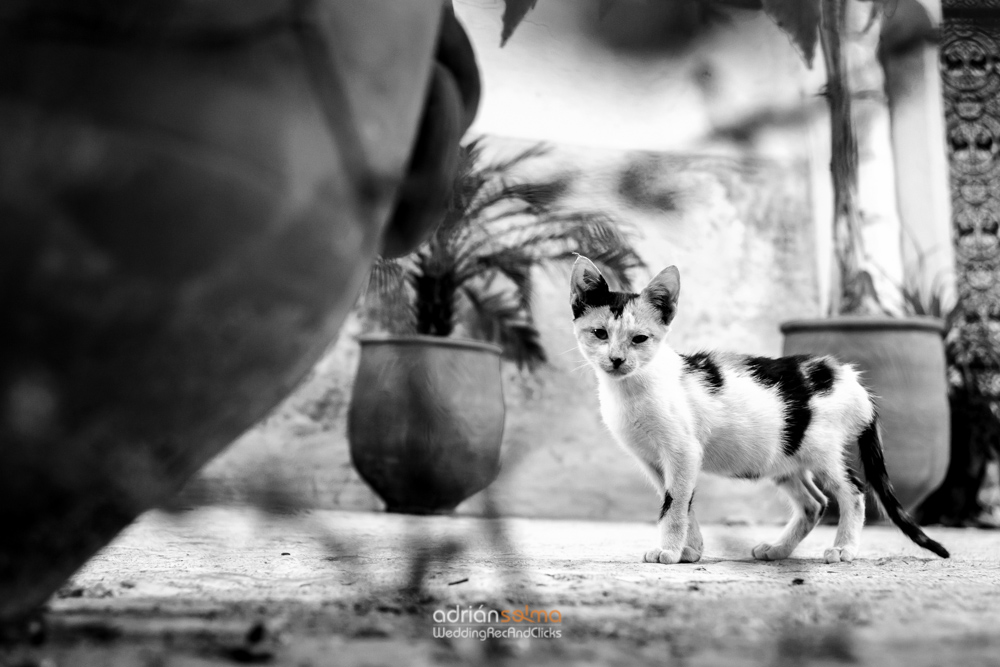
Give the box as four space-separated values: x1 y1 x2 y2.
878 0 937 60
0 0 479 623
919 385 1000 526
348 336 504 514
380 3 481 257
918 309 1000 527
917 7 1000 527
498 0 743 53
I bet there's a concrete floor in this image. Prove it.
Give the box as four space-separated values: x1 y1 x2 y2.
3 508 999 666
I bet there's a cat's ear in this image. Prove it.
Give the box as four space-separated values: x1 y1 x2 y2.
570 256 610 319
641 265 680 325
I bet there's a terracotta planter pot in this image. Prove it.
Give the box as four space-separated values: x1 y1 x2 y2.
348 335 505 514
0 0 459 624
781 317 950 516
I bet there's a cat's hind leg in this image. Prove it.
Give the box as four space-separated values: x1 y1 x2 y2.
818 466 866 563
752 471 826 561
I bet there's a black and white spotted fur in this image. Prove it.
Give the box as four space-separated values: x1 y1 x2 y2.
571 256 949 564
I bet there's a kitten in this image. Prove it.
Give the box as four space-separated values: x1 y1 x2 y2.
570 256 949 564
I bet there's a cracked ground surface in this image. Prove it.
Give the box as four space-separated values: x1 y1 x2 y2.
2 508 998 666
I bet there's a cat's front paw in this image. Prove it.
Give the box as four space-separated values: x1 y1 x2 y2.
751 542 793 561
823 546 856 563
643 547 682 564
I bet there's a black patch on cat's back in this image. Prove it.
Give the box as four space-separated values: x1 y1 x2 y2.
659 491 673 520
682 352 724 394
743 354 813 456
572 282 638 319
805 359 836 395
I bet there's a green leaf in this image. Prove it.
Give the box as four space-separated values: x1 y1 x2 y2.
761 0 821 67
500 0 539 46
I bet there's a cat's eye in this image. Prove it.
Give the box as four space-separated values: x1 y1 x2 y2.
593 329 608 340
632 335 649 344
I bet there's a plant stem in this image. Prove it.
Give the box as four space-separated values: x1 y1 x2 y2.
819 0 869 316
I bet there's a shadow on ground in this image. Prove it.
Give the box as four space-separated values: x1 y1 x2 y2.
1 507 995 667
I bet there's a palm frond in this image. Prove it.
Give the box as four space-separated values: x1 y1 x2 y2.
900 271 955 320
489 178 570 214
369 138 643 372
362 257 417 334
450 141 557 220
473 141 551 177
440 144 487 234
534 214 645 290
461 286 546 371
460 175 571 227
583 247 647 292
897 236 956 322
471 210 644 287
367 256 409 297
466 248 536 311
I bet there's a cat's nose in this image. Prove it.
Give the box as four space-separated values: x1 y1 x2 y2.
610 357 624 369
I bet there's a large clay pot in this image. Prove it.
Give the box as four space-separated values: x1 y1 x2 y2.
348 336 505 514
781 317 950 515
0 0 474 623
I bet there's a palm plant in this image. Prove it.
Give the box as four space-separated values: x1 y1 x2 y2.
364 139 645 370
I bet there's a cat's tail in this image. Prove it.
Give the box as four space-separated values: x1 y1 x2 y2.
857 411 950 559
